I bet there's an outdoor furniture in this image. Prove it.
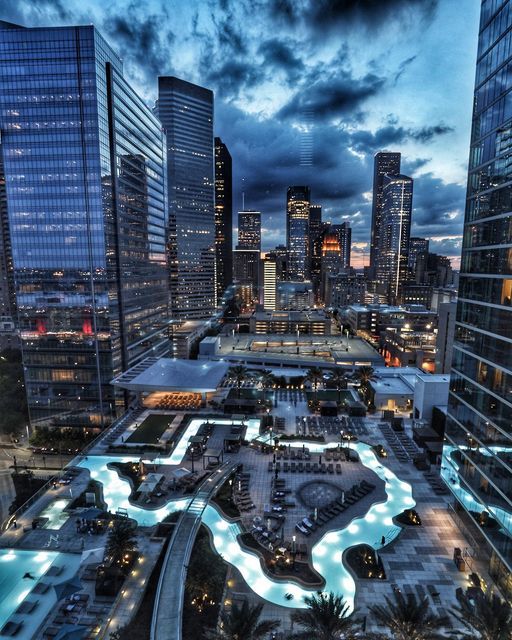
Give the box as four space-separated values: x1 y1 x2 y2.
15 599 38 614
45 565 63 577
0 620 23 636
32 582 50 595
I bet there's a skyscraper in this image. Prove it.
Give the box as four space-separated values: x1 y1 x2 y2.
214 137 233 304
377 174 413 303
370 152 401 275
442 0 512 601
408 237 429 283
286 186 311 281
156 76 216 319
0 23 170 429
262 256 277 311
309 204 323 297
333 222 352 269
238 210 261 250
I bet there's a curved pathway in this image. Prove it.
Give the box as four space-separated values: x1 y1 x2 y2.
150 462 238 640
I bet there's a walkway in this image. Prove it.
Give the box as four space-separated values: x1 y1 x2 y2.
151 462 238 640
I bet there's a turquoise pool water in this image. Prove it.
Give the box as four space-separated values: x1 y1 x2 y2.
0 549 56 628
39 499 71 530
77 421 415 612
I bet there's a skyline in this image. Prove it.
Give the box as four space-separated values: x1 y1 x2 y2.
0 0 481 268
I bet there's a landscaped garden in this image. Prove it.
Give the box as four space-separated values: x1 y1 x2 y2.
126 413 175 443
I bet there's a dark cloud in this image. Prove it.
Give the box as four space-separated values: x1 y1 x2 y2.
102 2 175 79
258 38 304 81
270 0 438 31
350 122 453 155
277 71 386 121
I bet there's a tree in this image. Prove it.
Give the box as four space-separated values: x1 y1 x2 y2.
105 519 138 571
306 367 323 400
230 365 249 399
260 369 276 408
213 599 279 639
329 369 348 402
452 589 512 640
354 366 375 401
369 590 448 640
291 592 360 640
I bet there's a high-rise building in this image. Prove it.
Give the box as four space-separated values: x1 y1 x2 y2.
309 204 323 290
333 222 352 269
320 232 342 302
0 145 15 321
408 237 429 283
238 210 261 250
156 76 215 319
425 253 454 288
370 152 401 275
377 174 413 303
0 23 170 429
233 248 260 308
262 257 277 311
214 137 233 304
286 186 311 281
443 0 512 601
266 245 288 282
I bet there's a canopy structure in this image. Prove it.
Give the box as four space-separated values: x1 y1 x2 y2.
112 357 230 393
202 448 223 469
138 473 164 494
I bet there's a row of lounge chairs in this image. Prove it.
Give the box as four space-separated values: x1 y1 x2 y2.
423 471 449 495
295 480 376 536
268 461 343 475
234 471 255 511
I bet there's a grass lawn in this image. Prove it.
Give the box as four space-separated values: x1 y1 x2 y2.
126 413 175 444
306 389 354 403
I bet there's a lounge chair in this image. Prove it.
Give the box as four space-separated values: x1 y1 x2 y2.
16 599 38 614
283 462 289 472
295 523 310 536
290 462 296 472
45 565 63 577
0 620 23 636
327 463 334 474
32 582 50 595
302 517 317 531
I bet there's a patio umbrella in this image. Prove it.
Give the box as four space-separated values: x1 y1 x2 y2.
80 547 104 565
54 624 89 640
53 575 83 601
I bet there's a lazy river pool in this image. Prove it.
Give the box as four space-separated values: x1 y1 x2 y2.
76 418 415 611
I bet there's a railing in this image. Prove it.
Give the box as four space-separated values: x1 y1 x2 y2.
150 462 238 640
1 407 142 531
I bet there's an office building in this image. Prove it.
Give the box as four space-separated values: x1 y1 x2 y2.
320 232 342 301
0 146 15 322
425 253 454 288
238 210 261 250
286 186 311 281
214 137 233 304
325 270 366 308
408 237 429 283
277 281 314 310
156 76 216 319
333 222 352 269
370 152 401 275
309 204 323 292
0 23 170 429
266 245 288 282
262 256 277 311
443 0 512 600
378 174 413 303
233 248 260 308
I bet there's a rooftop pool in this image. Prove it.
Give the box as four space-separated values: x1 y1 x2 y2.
0 549 81 639
76 418 415 612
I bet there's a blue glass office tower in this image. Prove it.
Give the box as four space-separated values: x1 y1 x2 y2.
286 186 311 281
156 77 216 319
442 0 512 600
0 23 170 430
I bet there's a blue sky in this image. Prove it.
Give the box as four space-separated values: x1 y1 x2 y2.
1 0 481 267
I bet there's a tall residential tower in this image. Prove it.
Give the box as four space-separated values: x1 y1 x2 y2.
442 0 512 601
0 23 170 429
214 137 233 304
156 76 216 319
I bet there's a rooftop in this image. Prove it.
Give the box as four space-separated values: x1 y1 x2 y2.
112 357 230 392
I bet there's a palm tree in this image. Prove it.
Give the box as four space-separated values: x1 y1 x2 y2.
214 599 279 639
230 364 249 398
329 369 348 402
306 367 323 401
452 589 512 640
369 590 448 640
260 369 276 405
354 366 375 401
291 591 360 640
105 519 138 570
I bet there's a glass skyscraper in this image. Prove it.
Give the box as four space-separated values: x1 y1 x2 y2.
370 151 401 277
156 77 216 319
442 0 512 601
0 23 170 429
377 174 413 303
238 210 261 250
286 185 311 281
214 137 232 304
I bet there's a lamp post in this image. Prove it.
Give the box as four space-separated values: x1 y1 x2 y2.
190 445 195 473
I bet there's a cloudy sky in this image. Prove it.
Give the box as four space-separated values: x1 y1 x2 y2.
2 0 481 267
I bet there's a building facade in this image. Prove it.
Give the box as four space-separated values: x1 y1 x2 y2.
156 76 215 319
214 137 233 304
262 256 277 311
408 237 429 283
442 0 512 601
378 174 413 303
238 210 261 250
0 23 170 429
370 151 401 275
286 186 311 281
